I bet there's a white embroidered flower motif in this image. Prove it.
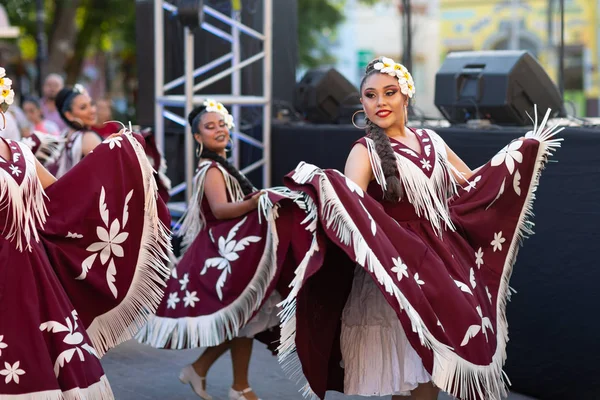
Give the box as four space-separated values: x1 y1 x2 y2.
491 231 506 252
9 164 21 177
469 268 477 289
179 273 190 291
464 175 482 193
167 292 180 309
486 286 493 304
183 290 200 308
420 159 432 171
413 273 425 286
39 310 97 377
475 248 484 269
460 306 494 346
87 219 129 265
491 140 523 174
391 257 409 281
202 217 262 301
0 335 7 356
513 169 521 196
0 361 25 384
104 135 123 150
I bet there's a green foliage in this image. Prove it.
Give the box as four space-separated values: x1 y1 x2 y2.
297 0 388 68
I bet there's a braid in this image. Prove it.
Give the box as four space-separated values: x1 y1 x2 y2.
366 119 403 202
360 58 403 202
201 149 255 196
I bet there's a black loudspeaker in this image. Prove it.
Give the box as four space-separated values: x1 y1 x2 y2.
294 68 359 124
434 50 565 126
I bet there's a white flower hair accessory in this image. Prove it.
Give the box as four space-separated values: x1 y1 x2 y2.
0 67 16 113
373 57 416 98
203 98 235 130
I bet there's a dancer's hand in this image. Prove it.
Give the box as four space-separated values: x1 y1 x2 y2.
107 129 126 140
250 190 266 208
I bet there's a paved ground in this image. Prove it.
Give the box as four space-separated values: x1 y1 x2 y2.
101 340 536 400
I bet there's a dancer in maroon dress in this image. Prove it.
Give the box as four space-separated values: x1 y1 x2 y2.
50 84 103 177
276 57 563 400
0 70 172 398
137 100 302 400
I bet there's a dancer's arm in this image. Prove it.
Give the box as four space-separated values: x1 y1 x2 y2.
35 159 57 189
444 143 473 183
81 131 103 156
204 168 262 220
344 144 374 192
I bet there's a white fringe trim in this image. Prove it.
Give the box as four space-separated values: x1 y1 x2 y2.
136 187 306 348
364 133 458 236
0 375 113 400
278 112 561 400
0 141 48 252
30 131 64 165
86 131 172 357
176 161 245 252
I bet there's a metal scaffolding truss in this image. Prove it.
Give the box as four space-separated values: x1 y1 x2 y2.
153 0 273 206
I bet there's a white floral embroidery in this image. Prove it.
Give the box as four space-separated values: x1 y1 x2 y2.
104 136 123 149
486 286 493 304
413 273 425 286
0 361 25 384
391 257 409 281
183 290 200 308
454 279 473 295
491 231 506 252
66 232 83 239
423 144 431 157
469 268 476 289
460 306 494 346
359 200 376 236
513 169 522 196
486 177 506 210
167 292 180 309
400 148 418 158
475 248 484 269
202 217 262 300
39 310 97 377
491 140 523 174
78 188 133 298
9 164 21 177
420 159 432 171
437 319 445 332
12 152 21 163
0 335 6 356
463 175 482 193
179 273 190 291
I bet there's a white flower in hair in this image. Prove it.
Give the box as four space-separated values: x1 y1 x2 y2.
373 57 416 98
374 57 397 76
224 114 235 130
0 68 12 91
203 99 219 113
0 67 4 78
0 88 15 106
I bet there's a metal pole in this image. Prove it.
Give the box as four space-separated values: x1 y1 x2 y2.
184 27 195 201
154 0 165 153
558 0 565 98
262 0 272 188
35 0 46 96
403 0 412 73
231 0 242 168
509 0 520 50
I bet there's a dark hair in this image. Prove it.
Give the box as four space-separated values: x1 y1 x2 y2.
359 58 403 202
55 86 85 130
22 96 41 109
188 106 255 196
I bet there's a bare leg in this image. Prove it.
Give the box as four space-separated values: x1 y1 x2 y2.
409 382 440 400
192 340 232 385
230 337 259 400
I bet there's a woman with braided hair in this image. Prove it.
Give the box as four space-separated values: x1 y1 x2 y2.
49 84 103 177
137 100 305 400
275 57 563 400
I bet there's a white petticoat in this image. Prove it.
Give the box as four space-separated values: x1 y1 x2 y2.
341 266 432 396
238 290 282 338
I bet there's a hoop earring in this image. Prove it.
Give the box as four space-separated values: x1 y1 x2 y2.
196 142 203 157
352 110 367 129
71 117 85 129
226 138 234 153
405 106 408 123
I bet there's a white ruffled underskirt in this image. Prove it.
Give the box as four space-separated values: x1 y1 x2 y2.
238 290 282 338
341 266 432 396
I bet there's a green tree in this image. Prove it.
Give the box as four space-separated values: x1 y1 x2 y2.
297 0 390 68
